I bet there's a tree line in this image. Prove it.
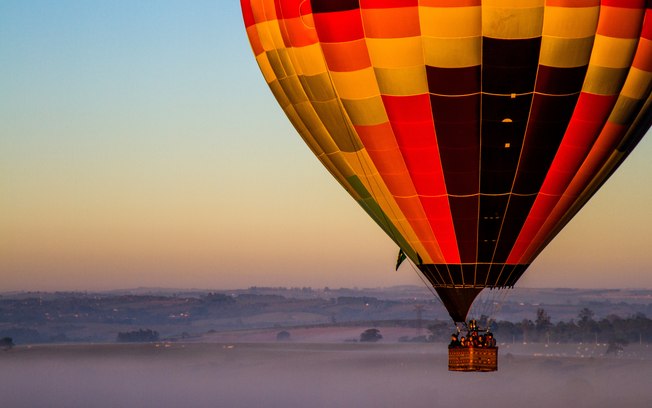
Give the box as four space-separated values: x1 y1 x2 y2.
116 329 160 343
424 308 652 346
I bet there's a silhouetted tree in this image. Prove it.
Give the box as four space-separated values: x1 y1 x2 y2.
1 337 14 351
535 308 551 331
535 308 552 342
577 308 600 342
360 328 383 342
578 308 595 326
521 319 535 343
116 329 159 343
276 330 291 341
553 320 580 343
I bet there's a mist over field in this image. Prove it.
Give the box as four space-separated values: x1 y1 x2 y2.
2 343 651 408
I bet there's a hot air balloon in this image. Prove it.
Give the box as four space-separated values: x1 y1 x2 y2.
241 0 650 333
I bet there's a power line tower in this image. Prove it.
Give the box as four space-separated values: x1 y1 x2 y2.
414 305 424 337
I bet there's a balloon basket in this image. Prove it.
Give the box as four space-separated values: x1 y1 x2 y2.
448 347 498 372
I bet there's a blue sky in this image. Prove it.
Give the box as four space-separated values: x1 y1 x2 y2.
1 1 651 291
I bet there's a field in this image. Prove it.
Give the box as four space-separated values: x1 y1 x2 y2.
2 341 652 407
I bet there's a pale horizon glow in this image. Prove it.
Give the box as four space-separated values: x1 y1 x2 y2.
1 1 651 292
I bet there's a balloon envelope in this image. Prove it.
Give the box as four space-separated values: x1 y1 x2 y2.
241 0 652 322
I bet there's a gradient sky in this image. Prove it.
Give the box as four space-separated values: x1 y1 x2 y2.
1 1 651 292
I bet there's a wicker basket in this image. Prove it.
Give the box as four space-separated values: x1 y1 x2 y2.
448 347 498 372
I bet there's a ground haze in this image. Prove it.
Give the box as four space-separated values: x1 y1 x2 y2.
2 342 651 407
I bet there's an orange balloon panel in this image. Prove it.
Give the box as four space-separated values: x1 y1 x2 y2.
242 0 652 321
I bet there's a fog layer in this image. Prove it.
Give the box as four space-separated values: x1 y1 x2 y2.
1 343 651 408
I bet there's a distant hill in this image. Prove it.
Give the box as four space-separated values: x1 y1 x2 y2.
1 286 651 345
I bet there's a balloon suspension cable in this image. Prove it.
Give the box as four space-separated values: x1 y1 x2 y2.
490 287 512 326
473 290 492 327
474 289 498 325
406 257 441 304
467 286 511 330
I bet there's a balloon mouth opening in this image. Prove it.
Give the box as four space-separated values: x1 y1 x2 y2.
417 263 529 322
